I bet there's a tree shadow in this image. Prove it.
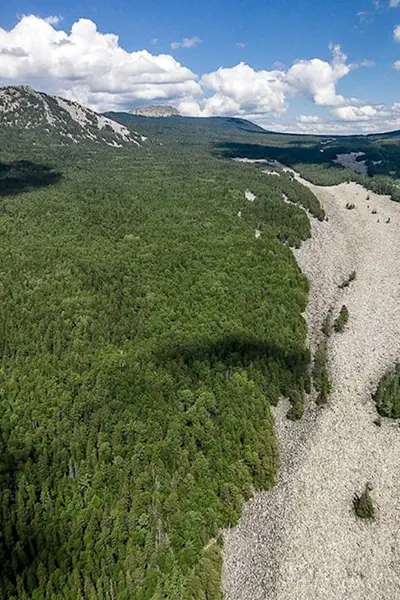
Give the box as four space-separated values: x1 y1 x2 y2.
0 160 62 198
0 441 67 596
214 140 341 166
158 333 309 380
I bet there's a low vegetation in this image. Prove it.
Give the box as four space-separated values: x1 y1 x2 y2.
353 484 376 520
313 337 332 405
286 389 306 421
321 312 333 337
333 305 350 333
373 364 400 419
278 174 325 221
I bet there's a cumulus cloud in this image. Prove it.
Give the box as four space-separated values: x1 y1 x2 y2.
299 103 400 134
394 59 400 68
0 46 28 57
332 104 390 121
0 16 364 128
236 42 246 49
170 36 201 50
179 44 353 119
0 15 201 111
280 99 400 135
297 115 321 123
394 25 400 41
196 62 288 116
286 44 350 106
44 15 62 25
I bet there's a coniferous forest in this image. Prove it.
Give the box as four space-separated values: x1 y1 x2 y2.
0 134 317 599
4 108 400 598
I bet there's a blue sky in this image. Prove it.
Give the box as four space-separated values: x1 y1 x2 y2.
0 0 399 133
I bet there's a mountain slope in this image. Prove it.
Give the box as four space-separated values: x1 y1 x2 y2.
104 111 270 148
0 85 143 147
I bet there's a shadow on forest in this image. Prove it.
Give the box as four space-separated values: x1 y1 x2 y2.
0 444 61 592
0 160 62 198
214 140 343 166
159 333 309 376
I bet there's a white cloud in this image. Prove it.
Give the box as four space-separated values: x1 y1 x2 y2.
44 15 62 25
390 0 400 7
394 26 400 69
332 104 390 121
0 15 201 111
275 100 400 135
0 16 374 131
286 44 351 106
151 37 159 45
0 46 28 57
359 59 376 67
179 45 353 120
170 36 201 50
236 42 246 49
357 11 372 24
297 115 321 123
198 62 288 116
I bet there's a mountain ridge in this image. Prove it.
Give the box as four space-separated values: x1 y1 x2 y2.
0 85 144 147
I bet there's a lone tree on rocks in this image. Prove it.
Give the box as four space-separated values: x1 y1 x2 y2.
353 483 375 520
333 305 349 333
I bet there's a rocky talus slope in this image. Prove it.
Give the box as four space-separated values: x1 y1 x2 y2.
223 176 400 600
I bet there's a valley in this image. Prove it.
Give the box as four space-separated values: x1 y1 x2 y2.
1 84 400 599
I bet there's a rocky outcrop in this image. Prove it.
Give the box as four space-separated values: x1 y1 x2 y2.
130 104 180 117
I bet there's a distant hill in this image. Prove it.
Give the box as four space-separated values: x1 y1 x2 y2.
103 112 270 149
366 129 400 141
0 85 144 147
130 105 181 117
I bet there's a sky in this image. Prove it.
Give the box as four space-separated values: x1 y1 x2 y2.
0 0 400 134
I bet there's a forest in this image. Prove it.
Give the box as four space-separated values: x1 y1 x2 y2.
0 137 318 599
108 111 400 200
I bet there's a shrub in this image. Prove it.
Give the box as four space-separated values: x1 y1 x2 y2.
313 338 331 405
333 305 349 333
373 364 400 419
321 313 332 337
353 484 375 520
286 390 305 421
